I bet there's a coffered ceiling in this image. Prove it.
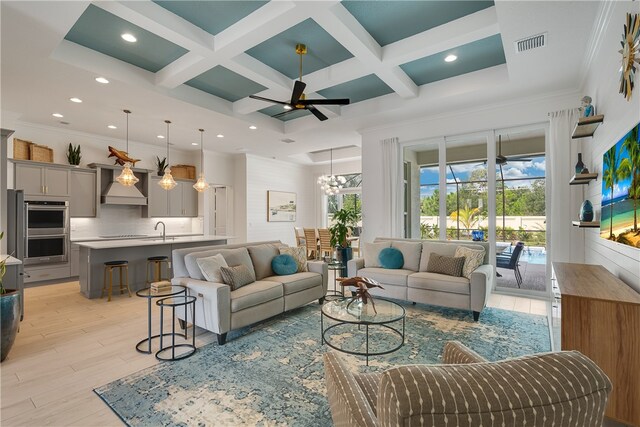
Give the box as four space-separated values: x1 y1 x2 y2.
0 1 602 162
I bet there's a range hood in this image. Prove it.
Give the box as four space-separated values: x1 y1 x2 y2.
100 168 147 206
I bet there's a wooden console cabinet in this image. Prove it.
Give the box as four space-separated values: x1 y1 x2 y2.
553 262 640 426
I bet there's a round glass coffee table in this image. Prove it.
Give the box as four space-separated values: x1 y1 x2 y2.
321 297 405 365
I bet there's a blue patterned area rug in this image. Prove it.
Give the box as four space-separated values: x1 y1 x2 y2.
94 301 550 426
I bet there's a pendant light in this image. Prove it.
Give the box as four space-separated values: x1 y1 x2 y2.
317 148 346 195
193 128 210 192
115 109 139 187
158 120 177 191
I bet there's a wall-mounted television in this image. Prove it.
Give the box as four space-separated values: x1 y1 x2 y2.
600 121 640 249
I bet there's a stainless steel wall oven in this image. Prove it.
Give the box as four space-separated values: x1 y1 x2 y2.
24 200 69 265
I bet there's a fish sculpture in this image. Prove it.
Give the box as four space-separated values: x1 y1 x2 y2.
338 276 384 313
108 146 140 166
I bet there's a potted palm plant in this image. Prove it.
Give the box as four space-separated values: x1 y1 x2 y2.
1 232 21 362
329 208 360 276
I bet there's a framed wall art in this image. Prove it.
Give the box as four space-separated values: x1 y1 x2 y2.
267 191 297 222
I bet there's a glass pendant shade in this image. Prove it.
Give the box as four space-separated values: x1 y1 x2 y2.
158 168 177 190
193 128 210 192
158 119 177 191
117 109 138 187
317 148 345 195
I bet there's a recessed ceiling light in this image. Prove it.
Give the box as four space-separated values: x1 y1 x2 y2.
217 134 224 138
107 125 117 129
121 33 137 43
191 142 198 146
444 54 457 63
249 125 257 130
95 77 109 84
157 135 165 139
69 97 82 103
283 105 292 110
52 113 63 118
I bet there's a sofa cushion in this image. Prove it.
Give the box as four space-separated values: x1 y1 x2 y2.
408 272 470 295
271 254 297 276
247 244 281 280
196 253 228 283
230 280 284 312
184 247 256 280
426 253 465 277
358 267 413 286
354 372 381 416
363 241 391 268
264 272 320 295
220 264 256 291
279 246 308 272
419 242 486 271
454 246 486 279
379 247 404 269
391 241 422 271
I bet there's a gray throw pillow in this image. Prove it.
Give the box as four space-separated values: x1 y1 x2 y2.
219 264 256 291
426 253 465 277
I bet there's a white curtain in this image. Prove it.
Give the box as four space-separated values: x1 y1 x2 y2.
381 137 402 237
548 108 584 263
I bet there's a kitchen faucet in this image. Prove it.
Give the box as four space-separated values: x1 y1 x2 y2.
155 221 166 241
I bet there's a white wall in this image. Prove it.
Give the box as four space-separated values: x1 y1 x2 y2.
580 2 640 292
360 90 580 244
245 155 316 247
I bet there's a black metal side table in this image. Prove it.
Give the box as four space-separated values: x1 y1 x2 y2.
156 295 197 361
326 262 345 299
135 285 186 354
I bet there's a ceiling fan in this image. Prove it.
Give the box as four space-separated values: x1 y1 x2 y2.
249 44 350 121
494 135 533 165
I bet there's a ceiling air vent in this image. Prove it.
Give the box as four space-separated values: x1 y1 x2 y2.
281 138 295 143
514 32 547 53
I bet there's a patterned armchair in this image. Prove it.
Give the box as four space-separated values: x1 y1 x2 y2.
323 341 611 427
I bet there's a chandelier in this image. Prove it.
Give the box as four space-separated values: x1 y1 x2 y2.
115 109 139 187
317 147 346 195
158 120 177 191
193 128 210 192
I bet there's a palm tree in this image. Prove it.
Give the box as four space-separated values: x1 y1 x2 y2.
450 203 480 236
621 125 640 232
603 145 628 239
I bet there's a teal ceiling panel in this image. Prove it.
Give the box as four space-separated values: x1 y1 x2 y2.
317 74 393 104
400 34 506 86
259 105 311 122
342 1 494 46
186 66 267 102
64 5 188 73
153 1 268 35
246 19 353 79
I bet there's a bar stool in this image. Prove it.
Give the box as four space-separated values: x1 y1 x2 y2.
102 260 131 302
146 256 170 285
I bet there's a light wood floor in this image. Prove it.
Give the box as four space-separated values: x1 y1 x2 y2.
1 281 549 426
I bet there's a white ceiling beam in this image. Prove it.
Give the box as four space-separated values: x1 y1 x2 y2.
223 54 292 91
383 6 500 66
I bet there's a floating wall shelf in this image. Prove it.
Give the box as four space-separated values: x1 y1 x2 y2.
569 172 598 185
571 114 604 139
572 220 600 228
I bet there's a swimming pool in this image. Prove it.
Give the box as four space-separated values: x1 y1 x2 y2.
502 245 547 265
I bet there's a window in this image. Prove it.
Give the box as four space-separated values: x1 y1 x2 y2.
419 166 440 239
326 173 362 229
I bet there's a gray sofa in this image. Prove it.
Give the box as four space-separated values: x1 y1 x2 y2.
172 241 328 344
347 238 493 320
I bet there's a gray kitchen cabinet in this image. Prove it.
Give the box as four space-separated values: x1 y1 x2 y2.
14 161 69 197
145 178 197 218
148 177 169 217
69 170 97 217
70 243 80 276
182 182 198 216
168 184 183 216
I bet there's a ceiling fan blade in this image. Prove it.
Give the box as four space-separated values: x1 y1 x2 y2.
249 95 287 105
298 98 350 105
307 106 328 121
290 80 306 105
271 109 298 119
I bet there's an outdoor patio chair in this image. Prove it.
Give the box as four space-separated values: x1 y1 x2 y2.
497 241 525 287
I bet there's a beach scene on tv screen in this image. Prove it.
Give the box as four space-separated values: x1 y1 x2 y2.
600 122 640 249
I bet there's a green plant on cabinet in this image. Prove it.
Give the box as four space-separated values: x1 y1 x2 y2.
66 143 81 165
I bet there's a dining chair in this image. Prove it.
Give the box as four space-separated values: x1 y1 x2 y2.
303 228 319 260
294 227 306 247
317 228 333 259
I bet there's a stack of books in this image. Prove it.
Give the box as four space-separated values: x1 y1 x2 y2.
150 280 172 292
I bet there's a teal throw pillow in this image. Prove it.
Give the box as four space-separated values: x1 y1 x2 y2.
272 254 298 276
379 247 404 269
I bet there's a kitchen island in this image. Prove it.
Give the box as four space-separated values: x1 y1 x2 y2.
76 235 233 299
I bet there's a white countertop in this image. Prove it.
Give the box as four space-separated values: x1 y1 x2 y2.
74 235 233 250
1 255 22 266
71 232 203 242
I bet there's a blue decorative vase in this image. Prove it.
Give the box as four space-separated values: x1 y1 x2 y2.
580 200 594 222
471 230 484 241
